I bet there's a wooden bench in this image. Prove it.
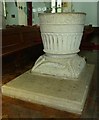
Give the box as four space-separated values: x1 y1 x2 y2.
2 25 44 74
2 25 42 56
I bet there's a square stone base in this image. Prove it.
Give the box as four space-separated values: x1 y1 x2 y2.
2 64 94 114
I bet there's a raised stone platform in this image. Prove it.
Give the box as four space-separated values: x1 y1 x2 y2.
2 64 94 114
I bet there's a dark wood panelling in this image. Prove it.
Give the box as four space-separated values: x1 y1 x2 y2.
2 25 42 56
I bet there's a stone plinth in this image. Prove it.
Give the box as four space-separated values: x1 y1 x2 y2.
2 64 94 114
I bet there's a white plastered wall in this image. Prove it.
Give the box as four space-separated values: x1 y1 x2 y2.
73 2 98 27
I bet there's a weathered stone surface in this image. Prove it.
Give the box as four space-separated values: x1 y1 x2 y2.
32 13 86 79
2 64 94 114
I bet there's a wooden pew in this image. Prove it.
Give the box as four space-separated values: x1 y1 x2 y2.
2 25 44 74
2 25 42 56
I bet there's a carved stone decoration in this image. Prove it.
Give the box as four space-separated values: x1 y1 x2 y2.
31 13 86 80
